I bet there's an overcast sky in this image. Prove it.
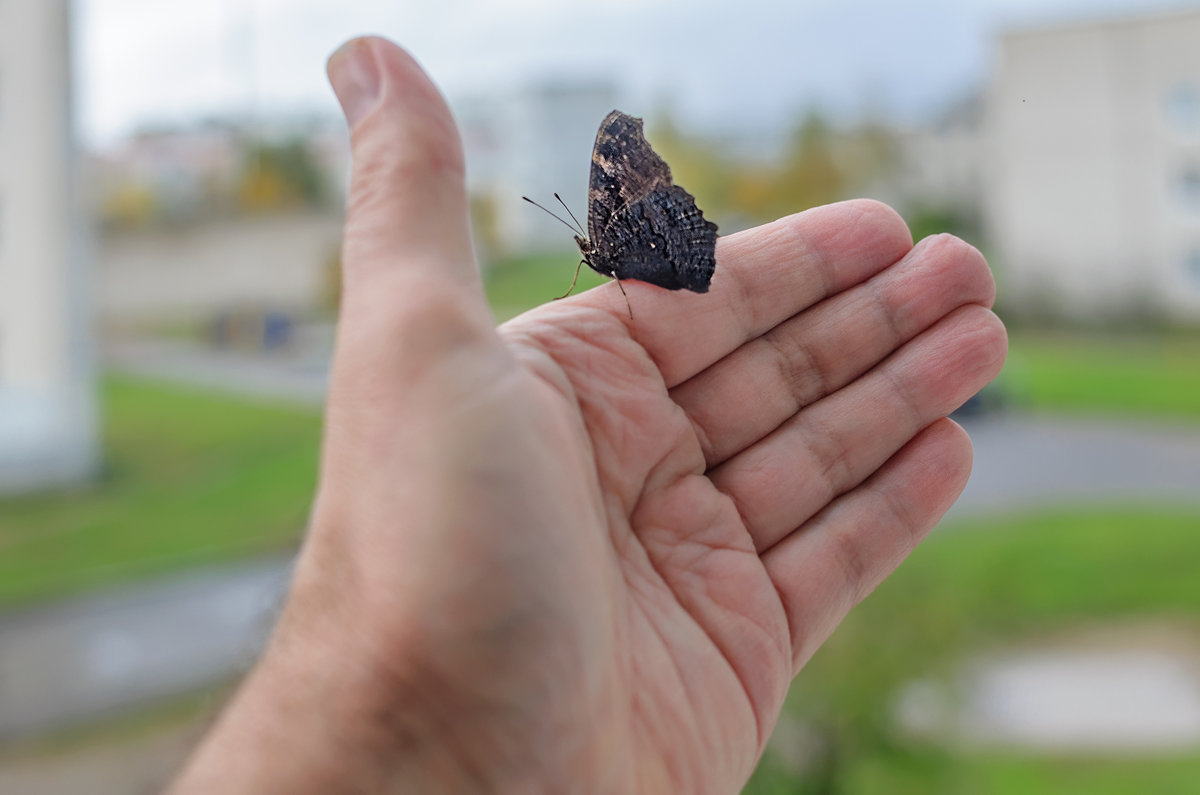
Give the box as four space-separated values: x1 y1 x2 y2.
76 0 1192 146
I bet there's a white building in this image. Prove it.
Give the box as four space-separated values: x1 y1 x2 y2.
894 94 986 221
0 0 97 492
985 8 1200 321
455 80 619 259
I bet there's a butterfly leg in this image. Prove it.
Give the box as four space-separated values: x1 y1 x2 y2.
555 260 586 300
612 272 633 320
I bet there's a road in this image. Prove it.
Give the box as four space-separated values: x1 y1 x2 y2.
951 413 1200 515
3 340 1200 738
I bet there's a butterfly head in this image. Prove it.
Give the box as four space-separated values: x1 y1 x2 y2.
574 235 594 261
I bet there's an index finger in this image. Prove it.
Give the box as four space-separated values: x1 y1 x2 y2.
573 199 914 388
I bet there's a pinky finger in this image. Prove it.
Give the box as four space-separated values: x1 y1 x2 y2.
762 418 974 672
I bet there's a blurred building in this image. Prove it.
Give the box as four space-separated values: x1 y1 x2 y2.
89 81 615 315
90 119 347 325
986 8 1200 322
894 94 986 221
455 80 619 260
0 0 97 493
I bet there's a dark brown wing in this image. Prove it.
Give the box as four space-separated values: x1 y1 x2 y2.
586 111 673 243
588 184 718 292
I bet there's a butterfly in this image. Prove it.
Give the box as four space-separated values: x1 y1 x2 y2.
524 110 718 306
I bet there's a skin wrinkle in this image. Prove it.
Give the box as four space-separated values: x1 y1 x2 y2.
617 200 913 393
718 239 765 345
620 562 698 786
921 234 992 301
764 324 825 420
867 272 907 351
627 542 750 791
675 323 822 470
801 411 857 512
510 322 706 562
878 352 928 432
630 481 780 772
824 427 949 614
777 505 870 671
773 420 975 672
712 459 767 553
673 225 982 474
559 331 692 501
684 541 790 756
826 509 876 608
342 155 465 256
635 423 703 509
865 477 923 565
705 587 770 761
705 305 998 556
686 403 719 470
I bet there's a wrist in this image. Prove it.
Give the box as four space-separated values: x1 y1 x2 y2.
170 579 471 793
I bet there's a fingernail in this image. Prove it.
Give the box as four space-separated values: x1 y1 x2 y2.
328 38 381 128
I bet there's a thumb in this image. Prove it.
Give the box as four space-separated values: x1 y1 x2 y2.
327 37 484 306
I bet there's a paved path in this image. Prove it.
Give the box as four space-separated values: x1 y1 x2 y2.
4 340 1200 740
101 330 334 406
0 557 291 740
951 413 1200 515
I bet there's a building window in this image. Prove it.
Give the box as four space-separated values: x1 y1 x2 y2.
1166 82 1200 133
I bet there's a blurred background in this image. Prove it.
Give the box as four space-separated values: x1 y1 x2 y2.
2 0 1200 792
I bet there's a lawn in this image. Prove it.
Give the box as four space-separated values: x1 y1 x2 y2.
745 504 1200 794
1005 330 1200 419
0 375 321 607
482 249 609 321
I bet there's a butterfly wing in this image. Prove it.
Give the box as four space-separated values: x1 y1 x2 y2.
586 111 673 243
590 184 718 292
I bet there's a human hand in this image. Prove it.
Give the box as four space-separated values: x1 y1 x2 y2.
171 36 1006 794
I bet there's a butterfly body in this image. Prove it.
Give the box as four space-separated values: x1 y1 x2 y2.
577 111 718 293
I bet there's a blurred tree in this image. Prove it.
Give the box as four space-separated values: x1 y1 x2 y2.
237 139 328 212
840 118 902 190
648 108 903 231
771 110 847 216
645 112 738 225
99 182 159 230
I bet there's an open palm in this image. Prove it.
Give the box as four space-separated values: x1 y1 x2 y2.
478 200 1003 790
172 37 1005 795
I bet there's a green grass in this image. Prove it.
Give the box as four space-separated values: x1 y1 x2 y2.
0 375 321 607
483 249 609 321
822 751 1200 795
745 504 1200 793
1006 331 1200 419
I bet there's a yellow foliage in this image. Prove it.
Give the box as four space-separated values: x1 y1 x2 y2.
237 167 295 211
101 183 158 228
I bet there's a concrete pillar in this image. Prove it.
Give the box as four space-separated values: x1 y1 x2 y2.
0 0 97 493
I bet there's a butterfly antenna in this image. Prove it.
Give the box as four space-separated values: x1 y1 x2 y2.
522 196 584 237
553 193 587 237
